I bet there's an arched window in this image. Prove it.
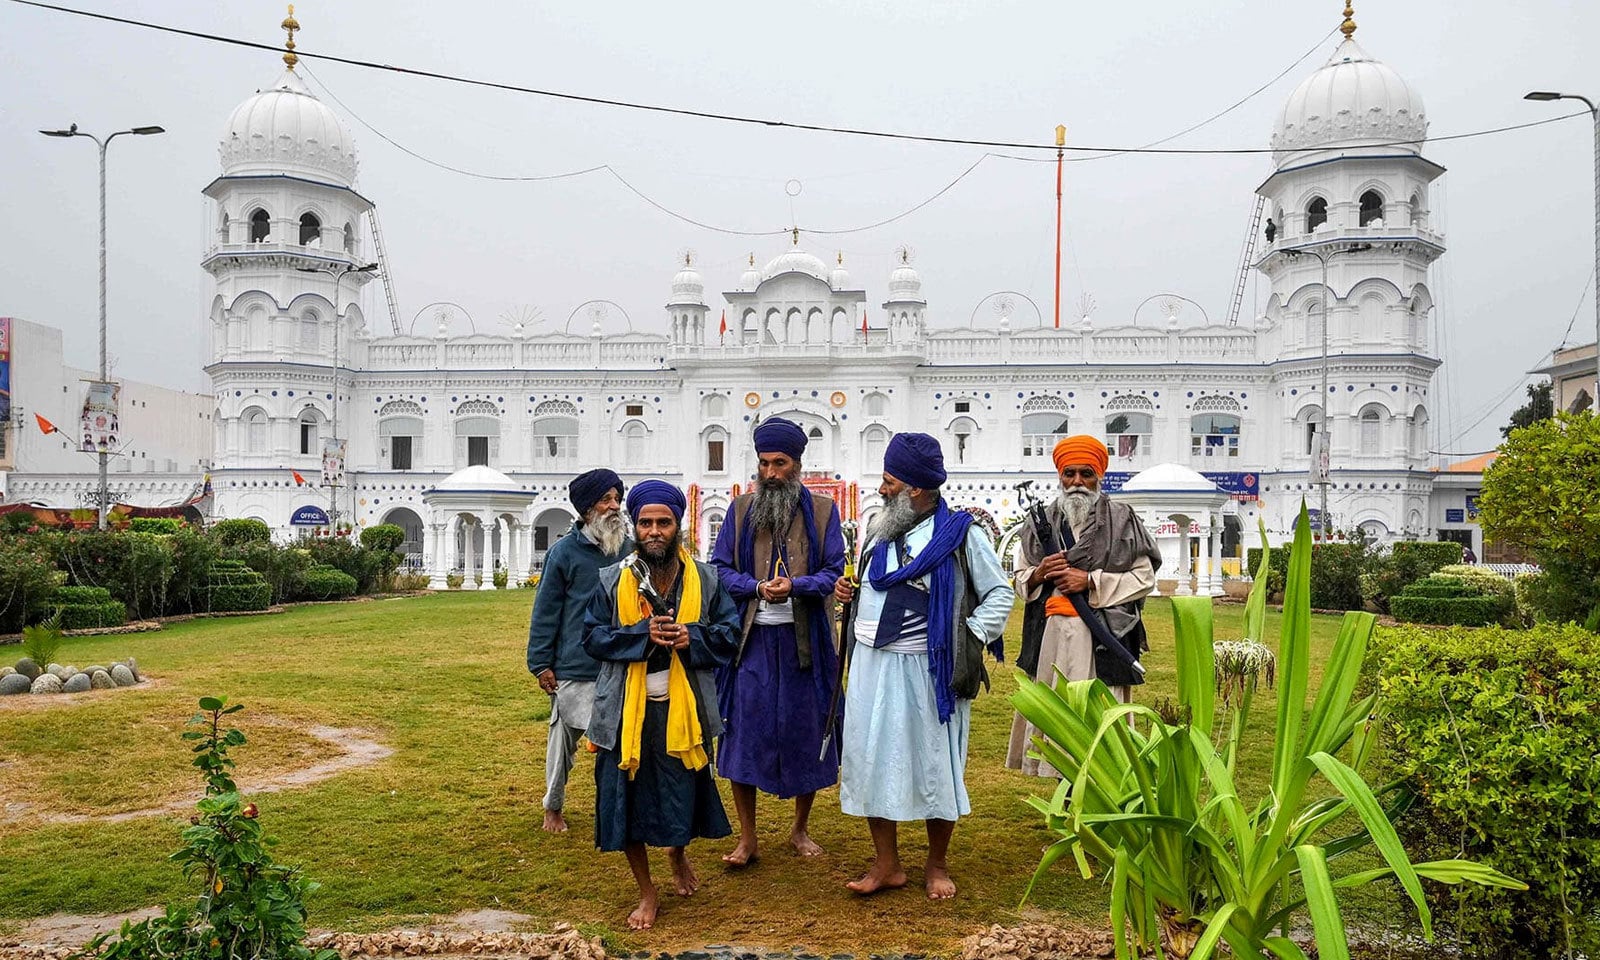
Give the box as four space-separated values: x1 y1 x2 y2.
298 212 322 246
706 510 726 555
1306 197 1328 232
1105 411 1154 460
241 406 267 455
298 310 320 353
862 425 890 474
343 222 356 254
249 208 270 243
863 392 889 418
454 400 500 467
703 394 729 420
1298 405 1325 456
1021 396 1070 462
1359 404 1385 455
219 211 230 244
297 407 323 456
1304 298 1324 346
1359 295 1385 342
1410 405 1429 459
704 427 728 473
533 415 579 469
379 400 422 471
950 417 978 465
1190 397 1242 458
1358 190 1384 227
1409 192 1426 228
622 420 649 468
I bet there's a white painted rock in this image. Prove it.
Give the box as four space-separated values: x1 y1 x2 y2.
31 673 64 694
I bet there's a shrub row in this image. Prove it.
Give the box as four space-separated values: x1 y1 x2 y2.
1391 572 1516 627
297 564 357 601
1244 538 1471 613
1372 623 1600 957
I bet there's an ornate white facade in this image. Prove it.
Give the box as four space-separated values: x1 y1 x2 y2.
4 20 1471 578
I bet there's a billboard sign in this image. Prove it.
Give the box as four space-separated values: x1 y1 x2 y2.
80 380 121 453
320 437 346 488
1100 470 1260 501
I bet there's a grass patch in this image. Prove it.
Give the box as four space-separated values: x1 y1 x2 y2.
0 592 1407 955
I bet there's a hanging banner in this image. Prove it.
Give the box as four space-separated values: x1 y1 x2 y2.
80 380 121 453
0 318 12 470
320 437 346 488
1312 431 1331 485
1099 470 1260 501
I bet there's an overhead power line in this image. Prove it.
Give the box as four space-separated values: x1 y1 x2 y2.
10 0 1591 155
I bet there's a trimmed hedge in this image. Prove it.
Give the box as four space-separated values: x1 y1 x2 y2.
1372 624 1600 956
211 518 272 547
127 517 186 535
1246 541 1367 610
198 558 271 613
1389 594 1505 626
297 564 357 601
1390 539 1463 570
34 584 128 630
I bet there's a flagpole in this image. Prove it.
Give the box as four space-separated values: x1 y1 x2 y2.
1053 123 1065 329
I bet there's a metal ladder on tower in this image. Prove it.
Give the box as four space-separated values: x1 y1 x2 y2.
1225 194 1267 326
364 208 404 335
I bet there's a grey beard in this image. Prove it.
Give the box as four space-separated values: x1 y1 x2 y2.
752 478 803 541
869 489 919 544
584 509 629 556
1057 486 1098 534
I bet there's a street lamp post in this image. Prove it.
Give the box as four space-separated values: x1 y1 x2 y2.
39 123 165 530
1280 242 1372 535
1525 91 1600 400
297 262 378 526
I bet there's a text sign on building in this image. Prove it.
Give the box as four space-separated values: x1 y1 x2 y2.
1101 471 1259 501
291 505 331 526
1445 508 1465 523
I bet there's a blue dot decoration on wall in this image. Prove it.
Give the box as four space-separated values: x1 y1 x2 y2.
271 391 277 396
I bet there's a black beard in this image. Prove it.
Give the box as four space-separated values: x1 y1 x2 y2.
752 477 803 539
638 531 681 569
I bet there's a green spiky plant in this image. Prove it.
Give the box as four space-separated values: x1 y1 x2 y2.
1013 503 1524 959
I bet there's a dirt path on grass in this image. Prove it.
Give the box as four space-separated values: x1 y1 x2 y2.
0 724 391 826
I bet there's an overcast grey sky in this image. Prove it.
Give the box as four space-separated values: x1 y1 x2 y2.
3 1 1595 458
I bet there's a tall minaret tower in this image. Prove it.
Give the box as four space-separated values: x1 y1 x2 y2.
1255 3 1444 538
203 7 377 527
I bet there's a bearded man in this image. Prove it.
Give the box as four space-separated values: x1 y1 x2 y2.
527 468 632 832
582 479 739 931
832 432 1014 899
1005 435 1161 777
710 416 846 865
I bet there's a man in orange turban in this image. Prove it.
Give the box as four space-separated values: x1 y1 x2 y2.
1005 434 1162 777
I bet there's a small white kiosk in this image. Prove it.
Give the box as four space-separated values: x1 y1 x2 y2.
421 465 537 589
1118 463 1231 597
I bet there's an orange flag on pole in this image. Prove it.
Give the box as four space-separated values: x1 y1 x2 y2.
35 413 59 435
292 470 307 486
718 310 727 342
860 308 869 337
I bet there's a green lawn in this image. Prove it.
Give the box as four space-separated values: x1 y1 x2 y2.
0 592 1406 955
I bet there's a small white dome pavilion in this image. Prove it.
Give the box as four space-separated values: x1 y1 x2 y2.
1118 463 1231 597
421 466 538 590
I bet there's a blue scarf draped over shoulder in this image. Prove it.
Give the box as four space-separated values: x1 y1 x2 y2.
866 499 973 724
738 486 821 588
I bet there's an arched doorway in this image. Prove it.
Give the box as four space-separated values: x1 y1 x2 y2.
382 506 425 568
532 506 576 573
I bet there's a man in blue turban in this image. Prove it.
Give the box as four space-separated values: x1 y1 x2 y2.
832 432 1014 899
527 468 630 833
583 477 740 930
710 416 846 865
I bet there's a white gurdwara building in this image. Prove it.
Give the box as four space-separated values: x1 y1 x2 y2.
194 15 1463 589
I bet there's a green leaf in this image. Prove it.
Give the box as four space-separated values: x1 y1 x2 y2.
1261 935 1312 960
1309 751 1432 939
1302 611 1376 758
1172 596 1216 738
1243 518 1272 644
198 696 224 712
1333 859 1528 891
1295 845 1351 960
1271 504 1314 806
1188 902 1240 960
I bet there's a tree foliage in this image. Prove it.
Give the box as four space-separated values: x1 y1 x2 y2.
1500 381 1552 438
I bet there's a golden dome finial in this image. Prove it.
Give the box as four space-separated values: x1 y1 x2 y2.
748 253 756 267
282 4 301 70
1340 1 1356 39
791 226 800 247
836 250 844 265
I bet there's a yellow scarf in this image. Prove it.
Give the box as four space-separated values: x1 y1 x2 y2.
616 547 706 779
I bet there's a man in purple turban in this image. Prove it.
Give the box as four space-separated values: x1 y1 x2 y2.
832 432 1014 899
710 416 846 864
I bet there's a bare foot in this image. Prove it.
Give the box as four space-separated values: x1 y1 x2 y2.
790 830 824 857
669 848 700 896
627 886 659 930
925 863 956 900
542 809 568 833
846 862 908 895
721 839 758 867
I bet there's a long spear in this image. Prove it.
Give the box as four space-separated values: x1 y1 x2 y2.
818 519 858 762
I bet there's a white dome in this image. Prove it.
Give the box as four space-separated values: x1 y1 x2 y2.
670 264 705 304
1122 463 1221 493
1272 38 1426 165
762 249 830 282
887 262 923 300
220 68 358 186
433 465 522 493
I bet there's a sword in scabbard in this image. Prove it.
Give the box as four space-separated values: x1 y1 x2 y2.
818 519 859 763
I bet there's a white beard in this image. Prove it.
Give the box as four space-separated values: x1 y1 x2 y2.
869 489 918 544
585 509 629 557
1057 486 1098 534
